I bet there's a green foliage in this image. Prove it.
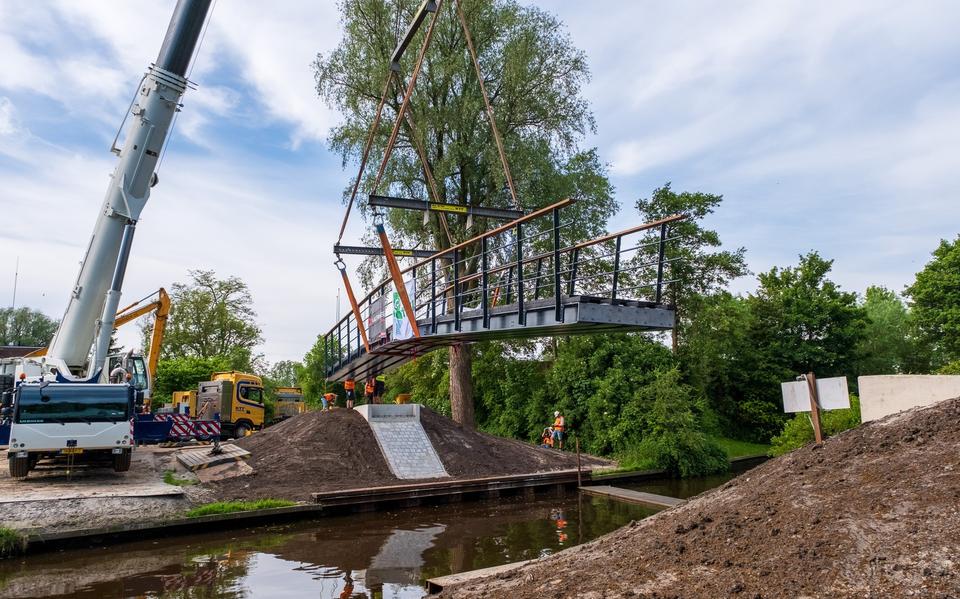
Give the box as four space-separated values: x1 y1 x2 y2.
769 395 862 456
153 355 230 407
163 470 196 487
615 368 728 477
153 270 263 371
634 183 748 341
0 527 24 559
384 349 451 415
267 360 302 387
546 334 675 455
0 306 57 347
856 286 929 375
905 236 960 366
938 361 960 375
472 341 549 440
185 499 296 518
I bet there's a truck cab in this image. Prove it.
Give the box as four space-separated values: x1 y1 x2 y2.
197 371 265 438
3 381 134 478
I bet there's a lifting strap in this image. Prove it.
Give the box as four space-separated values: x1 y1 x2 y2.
338 264 371 353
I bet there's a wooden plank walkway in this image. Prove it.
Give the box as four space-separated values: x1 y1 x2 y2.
312 469 584 508
426 560 532 594
580 485 685 509
176 444 250 472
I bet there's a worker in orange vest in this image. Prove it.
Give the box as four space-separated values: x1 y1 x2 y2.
344 378 356 409
322 392 336 411
365 378 376 405
552 411 565 449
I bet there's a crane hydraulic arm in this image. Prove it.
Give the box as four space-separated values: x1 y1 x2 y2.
45 0 212 380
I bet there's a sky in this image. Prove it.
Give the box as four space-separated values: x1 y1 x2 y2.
1 0 958 365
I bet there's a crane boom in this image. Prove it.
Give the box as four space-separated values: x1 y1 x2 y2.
46 0 212 378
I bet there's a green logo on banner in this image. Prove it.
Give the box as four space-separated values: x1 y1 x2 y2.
393 292 403 320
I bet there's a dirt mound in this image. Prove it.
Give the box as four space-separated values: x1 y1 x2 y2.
440 397 960 598
206 407 609 502
420 407 609 476
206 410 394 501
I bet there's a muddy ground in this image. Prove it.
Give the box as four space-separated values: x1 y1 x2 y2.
207 407 609 502
439 397 960 599
0 448 210 532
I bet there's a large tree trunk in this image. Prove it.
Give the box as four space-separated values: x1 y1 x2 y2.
449 343 475 428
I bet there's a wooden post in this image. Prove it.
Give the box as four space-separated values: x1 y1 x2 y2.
807 372 824 445
576 436 582 488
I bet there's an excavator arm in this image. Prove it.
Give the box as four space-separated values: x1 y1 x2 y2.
26 288 170 382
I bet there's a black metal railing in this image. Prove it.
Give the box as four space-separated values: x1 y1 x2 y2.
323 200 684 376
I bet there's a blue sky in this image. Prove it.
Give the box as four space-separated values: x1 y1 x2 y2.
1 0 958 364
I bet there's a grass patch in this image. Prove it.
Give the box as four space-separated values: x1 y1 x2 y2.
163 470 197 487
0 527 25 559
711 437 770 459
185 499 296 518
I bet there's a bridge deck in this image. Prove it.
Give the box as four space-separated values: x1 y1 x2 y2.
326 295 673 381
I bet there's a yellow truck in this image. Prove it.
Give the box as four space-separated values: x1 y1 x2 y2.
175 372 265 438
273 386 307 422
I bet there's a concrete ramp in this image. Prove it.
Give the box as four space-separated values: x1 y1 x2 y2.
356 404 449 480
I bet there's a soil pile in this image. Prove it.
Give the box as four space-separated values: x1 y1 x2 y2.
420 407 609 476
206 410 394 501
440 397 960 598
207 407 609 502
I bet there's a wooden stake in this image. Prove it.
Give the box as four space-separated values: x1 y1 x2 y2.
807 372 824 445
576 436 582 488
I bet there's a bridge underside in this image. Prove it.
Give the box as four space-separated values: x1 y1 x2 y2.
326 295 675 382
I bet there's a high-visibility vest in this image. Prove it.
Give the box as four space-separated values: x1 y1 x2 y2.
553 416 565 430
323 393 336 402
344 379 355 391
365 381 375 394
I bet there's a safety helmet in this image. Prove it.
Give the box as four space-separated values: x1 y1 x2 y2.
554 411 559 416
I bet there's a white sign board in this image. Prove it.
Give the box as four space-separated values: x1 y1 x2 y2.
781 376 850 413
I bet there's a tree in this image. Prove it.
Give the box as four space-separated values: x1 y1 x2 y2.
0 307 58 347
905 236 960 366
855 286 928 375
152 355 230 406
314 0 616 427
738 252 867 441
634 183 748 351
267 360 302 388
154 270 263 371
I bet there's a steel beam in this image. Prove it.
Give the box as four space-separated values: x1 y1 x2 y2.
368 194 524 221
334 244 437 259
390 0 438 70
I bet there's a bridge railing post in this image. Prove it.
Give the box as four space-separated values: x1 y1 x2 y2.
430 257 437 334
612 235 622 300
655 223 668 304
505 265 513 304
453 247 461 332
516 222 525 325
568 247 579 296
534 257 543 300
553 207 563 323
481 235 490 329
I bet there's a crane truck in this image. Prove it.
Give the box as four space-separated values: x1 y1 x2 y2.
0 0 213 478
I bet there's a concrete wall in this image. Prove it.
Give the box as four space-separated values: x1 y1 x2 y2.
858 375 960 422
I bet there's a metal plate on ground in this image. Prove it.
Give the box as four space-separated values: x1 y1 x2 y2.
176 444 250 472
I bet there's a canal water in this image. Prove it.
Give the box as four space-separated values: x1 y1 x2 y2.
0 471 747 599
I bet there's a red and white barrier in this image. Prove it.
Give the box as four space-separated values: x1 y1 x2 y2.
154 413 221 440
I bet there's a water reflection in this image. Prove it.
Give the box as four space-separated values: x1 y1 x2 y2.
0 492 656 599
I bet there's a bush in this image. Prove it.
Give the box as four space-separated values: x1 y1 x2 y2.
769 395 861 456
938 360 960 375
0 527 24 558
185 499 296 518
615 368 729 477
